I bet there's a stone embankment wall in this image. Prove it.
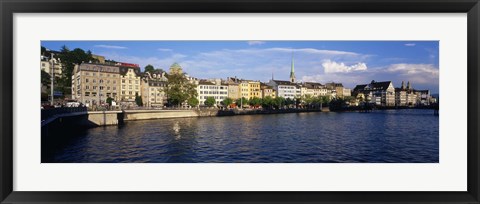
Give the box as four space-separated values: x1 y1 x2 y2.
123 110 199 121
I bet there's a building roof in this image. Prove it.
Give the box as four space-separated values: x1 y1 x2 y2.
198 79 215 85
325 82 344 89
354 80 392 92
303 82 324 89
272 80 297 86
119 65 141 76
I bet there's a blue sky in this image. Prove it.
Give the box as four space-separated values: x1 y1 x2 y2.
41 41 439 93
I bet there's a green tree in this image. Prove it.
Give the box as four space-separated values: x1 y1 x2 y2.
302 94 314 108
57 45 95 95
204 96 216 107
135 93 143 106
41 70 51 87
321 96 331 107
274 97 286 109
262 96 274 109
165 71 198 107
235 97 249 108
144 64 155 73
41 46 47 56
249 97 262 108
187 97 199 107
222 97 233 108
285 98 294 108
329 98 347 111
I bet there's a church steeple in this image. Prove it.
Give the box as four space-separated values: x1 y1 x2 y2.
290 51 296 83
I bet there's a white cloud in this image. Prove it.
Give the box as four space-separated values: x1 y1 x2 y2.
404 43 416 47
385 63 439 85
247 41 265 45
301 63 439 91
322 60 368 73
157 48 172 52
94 45 127 49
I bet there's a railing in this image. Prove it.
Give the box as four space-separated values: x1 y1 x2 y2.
41 107 88 120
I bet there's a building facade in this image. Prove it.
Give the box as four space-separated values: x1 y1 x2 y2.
268 80 300 99
141 70 168 107
71 63 121 106
118 63 142 104
41 55 63 77
353 80 395 106
326 82 345 99
197 79 229 106
260 83 276 98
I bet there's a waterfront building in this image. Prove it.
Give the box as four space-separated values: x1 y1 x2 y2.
141 70 168 107
353 80 395 107
197 79 228 106
343 88 352 97
416 89 431 106
247 81 261 99
237 80 261 99
40 55 63 77
226 77 241 100
395 81 431 106
118 62 142 104
325 82 345 98
301 82 328 97
71 63 121 106
268 80 300 99
260 83 276 98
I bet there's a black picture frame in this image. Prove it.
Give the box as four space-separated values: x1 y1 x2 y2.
1 0 479 203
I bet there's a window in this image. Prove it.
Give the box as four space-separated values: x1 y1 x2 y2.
122 85 126 89
100 86 104 90
99 79 103 83
93 79 96 83
129 85 132 90
122 79 125 83
113 80 116 84
85 85 89 90
93 86 97 90
85 78 89 83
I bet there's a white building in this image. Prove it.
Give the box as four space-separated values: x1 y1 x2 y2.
197 79 229 106
41 55 63 76
268 80 300 99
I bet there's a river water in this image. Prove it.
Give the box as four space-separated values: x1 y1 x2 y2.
43 109 439 163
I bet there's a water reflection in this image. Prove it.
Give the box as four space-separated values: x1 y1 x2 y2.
43 109 439 163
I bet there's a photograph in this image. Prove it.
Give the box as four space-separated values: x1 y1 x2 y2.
40 40 439 163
